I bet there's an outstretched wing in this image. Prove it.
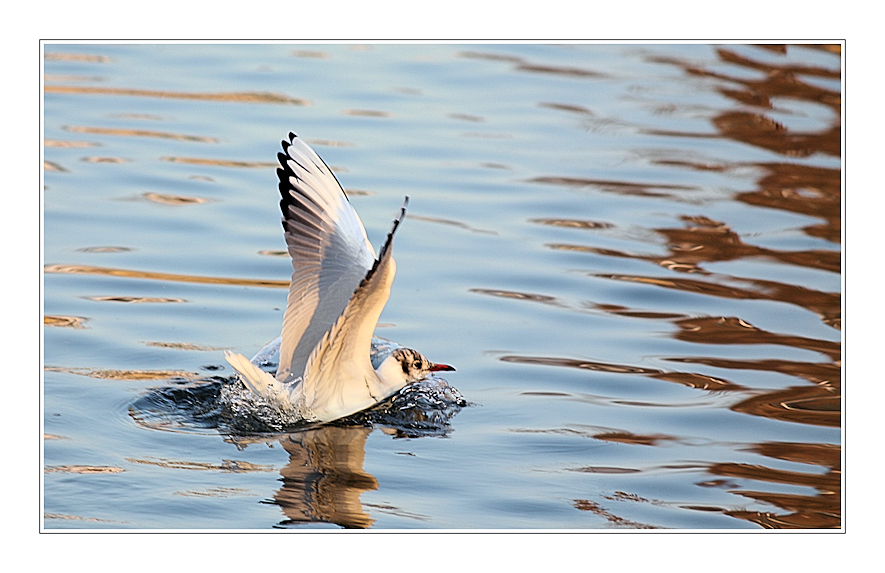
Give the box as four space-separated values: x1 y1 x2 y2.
275 132 376 383
300 199 409 422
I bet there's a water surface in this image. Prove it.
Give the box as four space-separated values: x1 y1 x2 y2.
43 43 842 530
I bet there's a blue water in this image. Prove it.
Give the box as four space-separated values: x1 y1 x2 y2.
42 43 841 530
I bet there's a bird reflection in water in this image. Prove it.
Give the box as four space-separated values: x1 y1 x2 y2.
271 425 378 529
130 374 464 529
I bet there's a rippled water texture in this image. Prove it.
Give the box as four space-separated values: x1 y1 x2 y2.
42 43 842 530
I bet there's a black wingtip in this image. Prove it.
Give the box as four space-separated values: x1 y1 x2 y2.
379 197 408 259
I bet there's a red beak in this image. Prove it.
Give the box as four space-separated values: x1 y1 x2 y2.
429 363 455 372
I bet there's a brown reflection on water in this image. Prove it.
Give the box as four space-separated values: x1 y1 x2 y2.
529 176 696 198
342 109 392 118
142 341 225 351
572 499 657 528
597 270 839 329
44 263 290 288
513 45 841 528
740 162 840 244
711 441 840 528
44 52 112 63
125 456 274 473
501 354 745 392
86 295 187 303
45 85 308 105
44 139 98 148
45 365 198 381
458 50 605 79
45 465 124 474
272 426 378 528
672 316 839 360
647 46 840 158
44 315 88 329
63 125 218 143
411 214 499 235
141 192 210 205
161 156 278 169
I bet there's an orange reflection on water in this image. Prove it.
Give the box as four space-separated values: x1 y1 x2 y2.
44 315 88 329
161 156 278 169
63 125 218 143
44 263 290 289
44 84 309 105
45 365 198 381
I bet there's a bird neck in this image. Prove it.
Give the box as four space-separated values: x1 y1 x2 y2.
375 354 411 395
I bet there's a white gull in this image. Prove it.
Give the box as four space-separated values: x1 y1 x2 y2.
224 132 454 423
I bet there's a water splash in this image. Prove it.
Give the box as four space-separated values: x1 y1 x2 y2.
131 373 466 437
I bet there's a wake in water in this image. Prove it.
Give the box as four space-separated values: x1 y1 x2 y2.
130 355 466 438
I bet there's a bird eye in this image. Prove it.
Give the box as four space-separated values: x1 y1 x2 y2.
413 360 422 369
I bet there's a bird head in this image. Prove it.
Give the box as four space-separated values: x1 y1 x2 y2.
388 347 455 384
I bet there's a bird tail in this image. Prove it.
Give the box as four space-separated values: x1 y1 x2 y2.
224 350 284 398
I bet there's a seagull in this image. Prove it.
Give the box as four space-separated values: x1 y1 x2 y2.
224 132 454 424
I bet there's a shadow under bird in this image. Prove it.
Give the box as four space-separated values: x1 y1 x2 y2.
225 132 454 423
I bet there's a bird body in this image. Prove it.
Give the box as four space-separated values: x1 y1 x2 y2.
224 133 453 423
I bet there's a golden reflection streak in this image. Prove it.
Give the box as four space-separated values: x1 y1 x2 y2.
44 315 88 329
125 457 275 472
45 465 124 474
44 52 111 63
63 125 218 143
86 296 186 303
142 341 225 351
45 365 198 380
44 139 98 148
43 513 115 523
44 264 289 289
141 192 210 205
45 85 309 105
161 156 277 168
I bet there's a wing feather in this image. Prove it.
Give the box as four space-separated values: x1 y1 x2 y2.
299 199 409 422
275 133 376 383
